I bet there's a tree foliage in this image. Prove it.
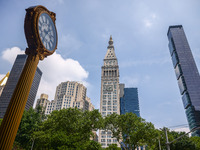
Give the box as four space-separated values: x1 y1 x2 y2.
104 112 158 150
12 107 200 150
15 106 44 149
156 128 200 150
105 144 121 150
33 108 103 149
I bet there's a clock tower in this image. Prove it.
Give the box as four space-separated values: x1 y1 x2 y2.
99 36 120 148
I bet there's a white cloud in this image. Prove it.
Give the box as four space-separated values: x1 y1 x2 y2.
38 52 89 100
2 47 25 64
144 19 152 27
151 13 157 19
143 13 157 28
1 47 89 103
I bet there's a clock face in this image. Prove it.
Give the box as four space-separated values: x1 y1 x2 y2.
106 85 113 91
38 13 57 51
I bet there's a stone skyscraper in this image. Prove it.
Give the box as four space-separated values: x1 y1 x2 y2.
45 81 94 114
99 36 120 148
36 93 50 112
0 54 42 118
167 25 200 136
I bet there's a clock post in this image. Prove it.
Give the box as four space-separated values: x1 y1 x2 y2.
0 5 57 150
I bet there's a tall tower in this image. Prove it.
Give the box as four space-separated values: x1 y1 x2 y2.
99 36 120 148
0 54 42 118
167 25 200 136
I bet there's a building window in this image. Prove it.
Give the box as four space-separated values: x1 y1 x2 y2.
171 51 179 68
113 103 117 105
182 92 191 109
178 76 187 94
168 37 176 56
175 64 182 79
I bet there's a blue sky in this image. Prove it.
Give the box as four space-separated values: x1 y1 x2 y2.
1 0 200 130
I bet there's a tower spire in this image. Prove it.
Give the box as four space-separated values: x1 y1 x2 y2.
108 35 114 48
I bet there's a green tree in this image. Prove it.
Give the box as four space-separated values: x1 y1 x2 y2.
170 131 196 150
156 128 199 150
14 106 44 149
105 144 121 150
190 136 200 150
104 112 158 150
33 108 103 150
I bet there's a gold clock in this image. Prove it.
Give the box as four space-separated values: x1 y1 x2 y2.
24 5 58 60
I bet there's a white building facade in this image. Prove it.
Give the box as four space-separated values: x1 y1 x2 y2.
98 36 120 148
45 81 94 115
36 93 50 112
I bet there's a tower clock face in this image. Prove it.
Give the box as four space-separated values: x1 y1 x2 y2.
106 85 113 91
38 13 57 51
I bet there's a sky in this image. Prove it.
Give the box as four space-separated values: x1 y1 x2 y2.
0 0 200 130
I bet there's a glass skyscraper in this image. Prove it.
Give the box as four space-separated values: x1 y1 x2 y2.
0 54 42 118
119 84 140 117
167 25 200 136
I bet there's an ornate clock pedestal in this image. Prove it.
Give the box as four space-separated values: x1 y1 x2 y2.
0 5 57 150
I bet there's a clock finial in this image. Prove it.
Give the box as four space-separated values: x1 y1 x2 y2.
108 35 114 48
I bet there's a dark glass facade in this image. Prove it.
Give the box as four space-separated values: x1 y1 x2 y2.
0 54 42 118
167 25 200 136
120 84 140 117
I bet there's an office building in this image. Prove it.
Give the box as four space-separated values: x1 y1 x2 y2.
120 84 140 117
167 25 200 136
45 81 94 115
36 93 50 112
0 54 42 118
85 97 95 111
99 36 120 148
